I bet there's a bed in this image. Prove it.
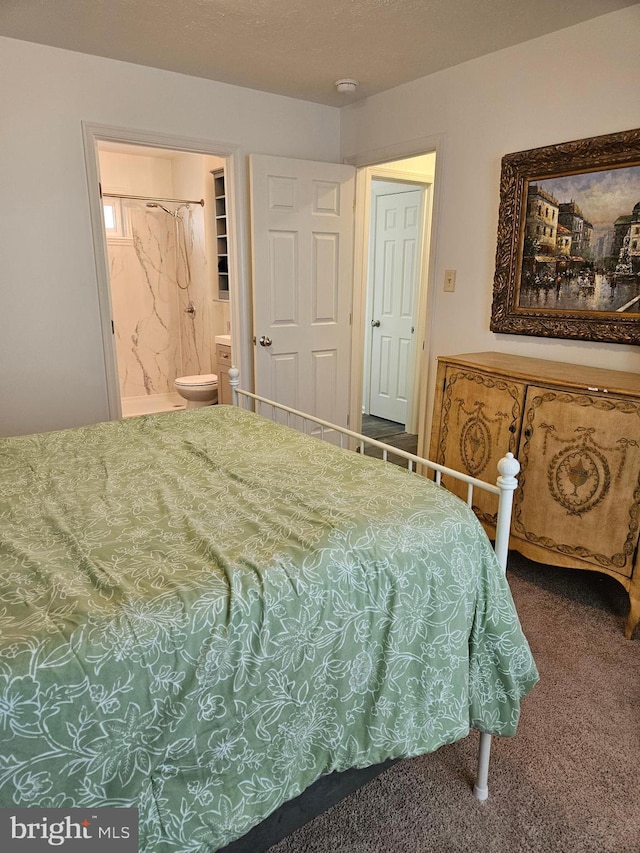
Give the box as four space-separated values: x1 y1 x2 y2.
0 386 538 852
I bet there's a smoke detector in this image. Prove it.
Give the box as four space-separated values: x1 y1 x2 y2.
335 78 359 94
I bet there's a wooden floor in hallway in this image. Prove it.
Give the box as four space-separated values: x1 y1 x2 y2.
360 415 418 466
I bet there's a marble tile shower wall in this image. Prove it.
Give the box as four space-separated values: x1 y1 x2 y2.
107 201 212 400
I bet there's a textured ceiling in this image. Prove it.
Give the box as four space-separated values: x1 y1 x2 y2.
0 0 637 106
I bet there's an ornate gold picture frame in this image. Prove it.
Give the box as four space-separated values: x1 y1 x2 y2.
490 127 640 344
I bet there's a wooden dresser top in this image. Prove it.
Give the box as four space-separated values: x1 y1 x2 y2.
438 352 640 398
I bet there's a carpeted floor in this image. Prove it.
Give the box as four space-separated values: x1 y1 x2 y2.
268 553 640 853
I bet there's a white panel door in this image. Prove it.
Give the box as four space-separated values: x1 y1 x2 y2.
369 189 423 424
250 155 356 430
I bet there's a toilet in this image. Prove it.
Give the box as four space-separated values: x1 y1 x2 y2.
174 374 218 409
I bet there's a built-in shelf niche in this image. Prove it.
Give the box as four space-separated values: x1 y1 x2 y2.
212 168 229 301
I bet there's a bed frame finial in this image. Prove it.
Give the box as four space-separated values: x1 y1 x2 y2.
494 452 520 576
229 366 240 406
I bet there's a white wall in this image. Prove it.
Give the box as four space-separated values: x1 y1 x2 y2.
0 37 340 436
170 151 231 341
341 6 640 439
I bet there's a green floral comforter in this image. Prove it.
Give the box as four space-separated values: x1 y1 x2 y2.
0 406 538 851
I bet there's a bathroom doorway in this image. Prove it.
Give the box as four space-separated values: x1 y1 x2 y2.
96 141 232 417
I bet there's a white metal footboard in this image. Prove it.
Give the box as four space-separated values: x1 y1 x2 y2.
229 368 519 801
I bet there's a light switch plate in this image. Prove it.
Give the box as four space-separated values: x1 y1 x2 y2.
444 269 456 292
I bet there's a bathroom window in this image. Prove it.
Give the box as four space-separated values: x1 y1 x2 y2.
103 198 129 240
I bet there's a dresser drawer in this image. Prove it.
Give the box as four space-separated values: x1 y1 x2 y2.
216 343 231 362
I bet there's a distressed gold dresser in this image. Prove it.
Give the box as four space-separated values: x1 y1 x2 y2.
429 352 640 639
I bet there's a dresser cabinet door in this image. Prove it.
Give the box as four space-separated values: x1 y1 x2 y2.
514 387 640 577
433 366 525 524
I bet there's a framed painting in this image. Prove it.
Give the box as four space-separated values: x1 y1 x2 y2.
490 127 640 344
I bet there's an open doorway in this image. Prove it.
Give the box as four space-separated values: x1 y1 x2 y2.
83 123 248 422
356 153 436 459
96 142 232 417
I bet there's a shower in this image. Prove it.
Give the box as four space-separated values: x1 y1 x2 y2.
145 201 178 217
144 200 195 298
101 190 211 417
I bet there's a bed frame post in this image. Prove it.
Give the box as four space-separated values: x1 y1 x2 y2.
474 451 520 801
229 367 240 407
474 732 492 801
493 452 520 575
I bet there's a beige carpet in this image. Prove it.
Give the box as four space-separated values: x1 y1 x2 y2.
268 553 640 853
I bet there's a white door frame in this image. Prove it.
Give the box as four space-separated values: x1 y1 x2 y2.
347 134 443 451
82 122 251 421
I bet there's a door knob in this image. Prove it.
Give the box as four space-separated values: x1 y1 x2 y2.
371 319 381 327
258 335 273 347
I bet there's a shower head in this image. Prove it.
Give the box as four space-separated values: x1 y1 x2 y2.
145 202 178 217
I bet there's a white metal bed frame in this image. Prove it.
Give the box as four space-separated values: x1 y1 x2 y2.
229 368 520 801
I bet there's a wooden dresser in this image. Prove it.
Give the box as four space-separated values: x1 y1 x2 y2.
429 352 640 639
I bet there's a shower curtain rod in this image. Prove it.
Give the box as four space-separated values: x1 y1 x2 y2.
102 192 205 206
